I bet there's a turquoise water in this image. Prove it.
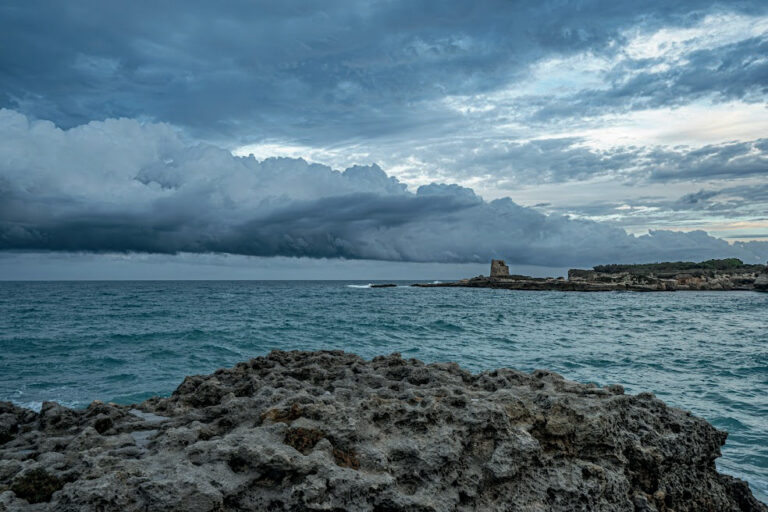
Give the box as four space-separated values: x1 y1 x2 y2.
0 281 766 500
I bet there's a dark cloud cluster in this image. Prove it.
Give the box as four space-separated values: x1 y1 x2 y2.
536 181 768 239
673 182 768 212
1 2 767 265
388 136 768 187
646 139 768 182
530 36 768 121
2 0 765 145
1 110 766 266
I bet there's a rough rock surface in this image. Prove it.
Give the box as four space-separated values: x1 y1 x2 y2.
755 269 768 292
0 350 765 511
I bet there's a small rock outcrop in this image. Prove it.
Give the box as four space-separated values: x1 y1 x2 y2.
755 265 768 292
0 351 765 511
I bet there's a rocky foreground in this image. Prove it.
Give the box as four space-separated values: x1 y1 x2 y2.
1 351 765 511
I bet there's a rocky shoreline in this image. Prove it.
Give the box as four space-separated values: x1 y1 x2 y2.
1 350 766 511
412 259 768 292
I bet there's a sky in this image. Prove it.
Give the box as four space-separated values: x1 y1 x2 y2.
1 0 767 279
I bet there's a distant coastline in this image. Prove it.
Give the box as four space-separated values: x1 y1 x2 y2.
412 258 768 292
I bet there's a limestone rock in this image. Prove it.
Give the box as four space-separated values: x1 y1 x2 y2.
755 267 768 292
0 351 765 511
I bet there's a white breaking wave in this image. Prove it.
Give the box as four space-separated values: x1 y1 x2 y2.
13 400 83 412
18 401 43 412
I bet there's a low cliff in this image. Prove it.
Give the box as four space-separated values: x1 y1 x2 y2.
756 271 768 292
413 259 767 291
574 259 765 291
1 351 765 511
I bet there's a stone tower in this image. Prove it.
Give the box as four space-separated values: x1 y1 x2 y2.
490 259 510 278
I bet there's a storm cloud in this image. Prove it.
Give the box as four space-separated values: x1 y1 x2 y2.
1 109 766 266
2 1 767 144
386 136 768 187
2 1 768 269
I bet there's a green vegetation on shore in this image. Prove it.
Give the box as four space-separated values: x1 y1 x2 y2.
593 258 763 274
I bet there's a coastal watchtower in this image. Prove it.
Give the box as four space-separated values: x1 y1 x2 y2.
490 259 510 278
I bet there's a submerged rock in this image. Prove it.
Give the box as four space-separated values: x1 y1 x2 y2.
0 350 765 511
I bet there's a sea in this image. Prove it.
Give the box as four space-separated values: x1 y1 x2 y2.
0 281 766 501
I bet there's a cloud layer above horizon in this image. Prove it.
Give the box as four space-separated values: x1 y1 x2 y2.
1 1 767 269
1 109 766 266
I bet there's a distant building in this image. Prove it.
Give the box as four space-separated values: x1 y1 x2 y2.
490 259 510 278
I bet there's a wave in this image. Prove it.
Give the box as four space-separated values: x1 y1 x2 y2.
13 400 83 412
347 284 373 288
